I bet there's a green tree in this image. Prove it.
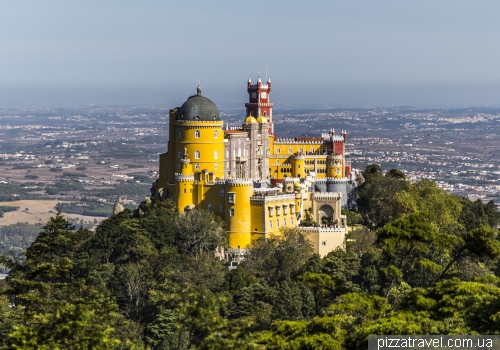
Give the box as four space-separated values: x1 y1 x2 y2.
243 228 314 283
231 283 275 328
136 199 177 250
174 209 226 257
173 252 228 293
345 226 376 256
257 316 346 350
324 292 390 332
223 265 256 293
1 214 123 349
322 248 362 294
272 279 313 321
0 294 20 348
376 213 446 295
356 165 410 228
385 168 406 180
437 226 500 281
459 198 500 231
341 209 363 226
393 179 462 231
299 208 316 227
299 273 335 316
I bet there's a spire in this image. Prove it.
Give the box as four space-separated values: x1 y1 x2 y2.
257 71 261 83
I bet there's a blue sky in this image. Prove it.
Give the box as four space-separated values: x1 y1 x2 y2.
1 1 499 108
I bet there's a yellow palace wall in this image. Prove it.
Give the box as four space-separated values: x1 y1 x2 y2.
267 137 344 179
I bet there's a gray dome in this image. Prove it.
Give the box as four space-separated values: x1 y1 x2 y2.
178 86 220 121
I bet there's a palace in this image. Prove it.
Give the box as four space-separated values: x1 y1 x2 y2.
152 76 357 257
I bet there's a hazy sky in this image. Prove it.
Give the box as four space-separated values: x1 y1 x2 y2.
1 1 500 108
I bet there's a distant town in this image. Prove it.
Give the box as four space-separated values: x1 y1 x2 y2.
1 105 499 209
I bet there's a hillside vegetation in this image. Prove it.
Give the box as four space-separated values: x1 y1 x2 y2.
1 165 500 349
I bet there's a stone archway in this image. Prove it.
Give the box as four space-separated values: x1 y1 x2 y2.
318 205 334 225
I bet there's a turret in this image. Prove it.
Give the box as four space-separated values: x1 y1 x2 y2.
326 154 343 178
175 149 195 211
225 178 254 248
291 153 306 178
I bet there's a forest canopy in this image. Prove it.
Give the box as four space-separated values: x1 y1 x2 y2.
1 165 500 349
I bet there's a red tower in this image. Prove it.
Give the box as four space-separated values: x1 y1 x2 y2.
245 75 274 134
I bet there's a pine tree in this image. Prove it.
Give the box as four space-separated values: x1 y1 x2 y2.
1 214 122 349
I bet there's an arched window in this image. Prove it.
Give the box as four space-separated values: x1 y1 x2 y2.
220 188 224 196
178 130 182 138
195 164 200 170
277 148 281 154
288 148 292 154
194 151 200 159
214 130 218 138
220 204 224 211
291 217 294 225
230 208 235 217
207 204 212 211
214 150 218 159
195 130 200 138
269 220 272 228
276 219 280 228
263 111 267 117
178 151 181 159
284 218 286 226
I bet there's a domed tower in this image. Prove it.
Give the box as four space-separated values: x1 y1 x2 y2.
162 86 224 186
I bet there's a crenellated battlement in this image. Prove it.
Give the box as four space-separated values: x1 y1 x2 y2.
314 177 351 184
282 177 301 183
204 180 226 185
175 174 195 182
226 178 253 187
276 138 327 144
312 192 342 200
250 192 295 204
299 226 346 233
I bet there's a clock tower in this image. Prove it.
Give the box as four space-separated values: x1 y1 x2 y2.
245 75 274 134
